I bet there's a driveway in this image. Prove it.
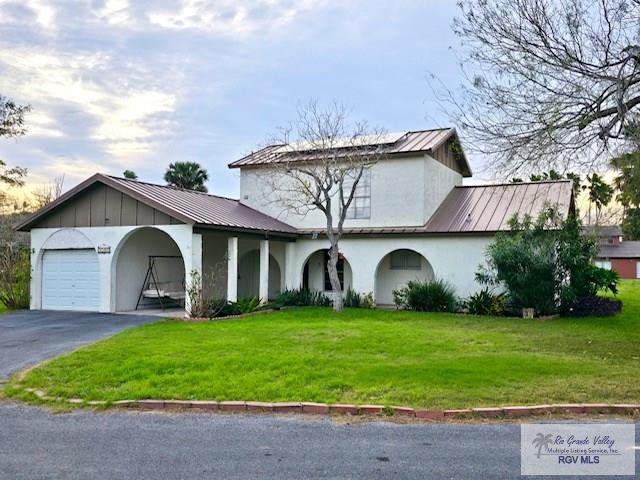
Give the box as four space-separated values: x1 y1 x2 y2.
0 310 156 379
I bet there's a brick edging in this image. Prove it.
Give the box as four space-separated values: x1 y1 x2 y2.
23 389 640 419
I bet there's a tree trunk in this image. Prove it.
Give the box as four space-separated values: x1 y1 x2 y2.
327 245 343 312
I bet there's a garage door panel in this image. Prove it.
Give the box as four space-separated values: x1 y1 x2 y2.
42 249 100 311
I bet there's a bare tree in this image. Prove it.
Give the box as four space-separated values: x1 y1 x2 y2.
265 101 388 312
32 174 65 209
432 0 640 176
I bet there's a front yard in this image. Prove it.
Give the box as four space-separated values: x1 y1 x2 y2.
6 281 640 409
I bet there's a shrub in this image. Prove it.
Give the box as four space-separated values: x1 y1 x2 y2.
360 292 375 309
186 268 229 318
465 288 507 316
393 279 457 312
568 295 623 317
344 287 361 308
217 302 241 317
477 208 619 316
0 246 29 310
343 288 375 309
275 288 331 307
235 297 262 314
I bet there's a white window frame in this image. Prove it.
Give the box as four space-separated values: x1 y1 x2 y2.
344 168 371 219
389 250 422 270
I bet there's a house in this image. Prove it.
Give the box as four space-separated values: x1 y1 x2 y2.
16 128 574 313
586 225 640 279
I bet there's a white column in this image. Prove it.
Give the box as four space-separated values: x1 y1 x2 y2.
259 239 270 302
284 242 297 289
227 236 238 302
191 233 203 275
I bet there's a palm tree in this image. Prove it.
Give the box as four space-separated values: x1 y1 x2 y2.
584 173 614 224
164 162 209 192
532 433 554 459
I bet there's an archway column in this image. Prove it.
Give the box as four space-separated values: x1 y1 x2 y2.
259 239 269 303
227 236 239 302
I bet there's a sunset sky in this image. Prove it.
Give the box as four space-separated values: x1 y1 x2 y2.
0 0 481 197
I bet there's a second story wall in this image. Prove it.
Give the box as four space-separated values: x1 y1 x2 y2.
424 155 463 222
238 153 462 229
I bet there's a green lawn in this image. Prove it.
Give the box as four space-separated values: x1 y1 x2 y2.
6 281 640 409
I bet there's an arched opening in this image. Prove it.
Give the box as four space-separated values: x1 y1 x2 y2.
374 249 434 306
301 249 352 292
113 227 185 312
237 250 282 300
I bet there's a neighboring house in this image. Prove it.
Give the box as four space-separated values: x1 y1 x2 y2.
16 128 574 313
586 225 640 279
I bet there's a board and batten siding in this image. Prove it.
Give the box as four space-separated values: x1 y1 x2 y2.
32 183 183 228
431 138 465 175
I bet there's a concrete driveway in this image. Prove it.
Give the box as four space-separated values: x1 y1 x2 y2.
0 310 157 379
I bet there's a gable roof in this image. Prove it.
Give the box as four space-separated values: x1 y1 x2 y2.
598 241 640 259
16 174 297 236
424 180 574 233
228 128 472 176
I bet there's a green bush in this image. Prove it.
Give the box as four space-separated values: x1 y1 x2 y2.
0 247 30 310
477 208 619 316
217 302 241 317
235 297 262 314
465 288 507 316
275 288 331 307
393 279 457 312
344 287 361 308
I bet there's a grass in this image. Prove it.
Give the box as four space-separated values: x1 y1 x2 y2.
6 281 640 409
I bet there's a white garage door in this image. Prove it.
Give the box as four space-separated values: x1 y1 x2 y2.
42 249 100 311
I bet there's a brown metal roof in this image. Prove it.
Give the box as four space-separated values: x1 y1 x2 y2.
16 174 298 235
228 128 472 176
424 181 574 233
298 180 574 237
597 241 640 259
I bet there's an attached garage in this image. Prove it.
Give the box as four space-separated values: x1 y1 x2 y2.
41 249 100 311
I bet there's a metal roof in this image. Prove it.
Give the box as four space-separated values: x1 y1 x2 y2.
424 181 574 233
228 128 472 176
583 225 623 237
298 180 575 236
597 241 640 259
16 174 298 235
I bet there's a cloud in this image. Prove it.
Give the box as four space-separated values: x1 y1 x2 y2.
0 48 178 162
96 0 132 26
147 0 330 37
26 111 65 138
0 0 359 193
0 0 56 30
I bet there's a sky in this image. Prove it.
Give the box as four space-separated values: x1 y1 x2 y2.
0 0 478 198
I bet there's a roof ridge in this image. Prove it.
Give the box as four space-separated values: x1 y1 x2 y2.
103 174 239 202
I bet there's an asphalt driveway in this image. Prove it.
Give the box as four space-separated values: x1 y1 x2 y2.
0 310 156 379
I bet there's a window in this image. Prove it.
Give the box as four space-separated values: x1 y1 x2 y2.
344 168 371 219
324 250 345 291
390 250 422 270
594 260 612 270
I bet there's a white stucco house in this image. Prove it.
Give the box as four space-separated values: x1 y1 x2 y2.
16 128 574 313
